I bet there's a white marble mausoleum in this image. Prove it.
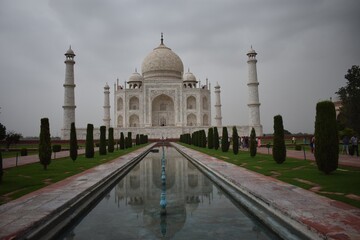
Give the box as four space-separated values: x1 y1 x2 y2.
61 35 262 140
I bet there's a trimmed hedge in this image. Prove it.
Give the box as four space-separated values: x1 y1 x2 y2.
315 101 339 174
39 118 52 170
70 122 78 161
249 127 257 157
85 124 95 158
99 126 107 155
273 115 286 164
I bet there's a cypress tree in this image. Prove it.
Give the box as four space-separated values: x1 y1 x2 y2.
99 126 107 155
232 126 239 155
108 127 114 153
70 122 78 161
249 127 257 157
127 132 132 148
315 101 339 174
85 124 94 158
136 134 140 145
221 127 229 152
202 130 207 148
120 132 125 149
214 127 219 150
273 115 286 164
0 151 3 182
208 128 214 149
39 118 52 170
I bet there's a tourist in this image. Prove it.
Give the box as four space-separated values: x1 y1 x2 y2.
310 136 315 154
350 135 359 157
342 135 349 155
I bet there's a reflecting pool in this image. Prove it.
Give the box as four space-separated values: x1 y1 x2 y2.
60 147 279 239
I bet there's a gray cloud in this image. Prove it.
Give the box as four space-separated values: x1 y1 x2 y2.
0 0 359 137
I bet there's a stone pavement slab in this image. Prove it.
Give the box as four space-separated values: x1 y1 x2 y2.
173 143 360 240
0 144 155 240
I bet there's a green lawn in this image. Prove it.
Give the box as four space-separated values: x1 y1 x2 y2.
181 143 360 209
0 144 147 205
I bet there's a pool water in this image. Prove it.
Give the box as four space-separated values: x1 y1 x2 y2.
59 147 279 239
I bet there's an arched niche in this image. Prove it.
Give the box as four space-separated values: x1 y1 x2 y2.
202 96 208 110
117 115 123 127
187 96 196 110
152 94 174 126
129 96 139 110
117 98 123 111
187 113 197 126
129 114 139 127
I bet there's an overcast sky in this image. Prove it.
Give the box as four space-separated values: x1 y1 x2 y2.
0 0 359 137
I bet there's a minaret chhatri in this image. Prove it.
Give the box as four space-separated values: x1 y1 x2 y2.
63 46 76 139
247 46 262 134
214 82 222 127
103 83 111 129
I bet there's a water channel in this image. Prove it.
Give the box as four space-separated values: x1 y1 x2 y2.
59 147 280 239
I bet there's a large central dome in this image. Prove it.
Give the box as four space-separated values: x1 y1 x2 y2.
141 38 184 80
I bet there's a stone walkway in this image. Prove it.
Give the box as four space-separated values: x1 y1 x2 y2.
173 143 360 240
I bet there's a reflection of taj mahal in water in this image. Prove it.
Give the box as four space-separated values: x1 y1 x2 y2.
115 147 213 238
61 34 262 139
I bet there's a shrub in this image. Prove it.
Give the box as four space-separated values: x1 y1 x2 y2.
0 151 3 182
39 118 52 170
221 127 229 152
20 148 28 156
70 122 78 161
208 128 214 149
315 101 339 174
249 127 257 157
52 144 61 159
232 126 239 155
99 126 107 155
108 128 114 153
294 145 302 151
273 115 286 164
136 134 140 145
85 124 94 158
120 132 125 149
214 127 219 150
127 132 132 148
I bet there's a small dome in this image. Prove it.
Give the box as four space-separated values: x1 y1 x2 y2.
65 46 75 56
128 69 144 83
183 69 197 82
104 83 110 89
141 40 184 79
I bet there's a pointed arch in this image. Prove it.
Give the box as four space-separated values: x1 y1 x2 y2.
117 98 123 111
187 96 196 110
187 113 197 126
129 96 139 110
129 114 139 127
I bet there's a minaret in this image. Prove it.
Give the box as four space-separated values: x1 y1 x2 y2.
103 83 111 129
214 82 222 127
247 46 262 134
62 46 76 139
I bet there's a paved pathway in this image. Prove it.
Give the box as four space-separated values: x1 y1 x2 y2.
256 147 360 168
173 143 360 240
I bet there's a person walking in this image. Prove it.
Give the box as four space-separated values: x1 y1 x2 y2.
350 135 359 157
342 135 350 155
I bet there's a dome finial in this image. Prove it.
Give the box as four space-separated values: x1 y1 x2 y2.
161 32 164 44
135 67 137 73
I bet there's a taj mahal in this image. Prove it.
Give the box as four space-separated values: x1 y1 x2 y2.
61 34 262 140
